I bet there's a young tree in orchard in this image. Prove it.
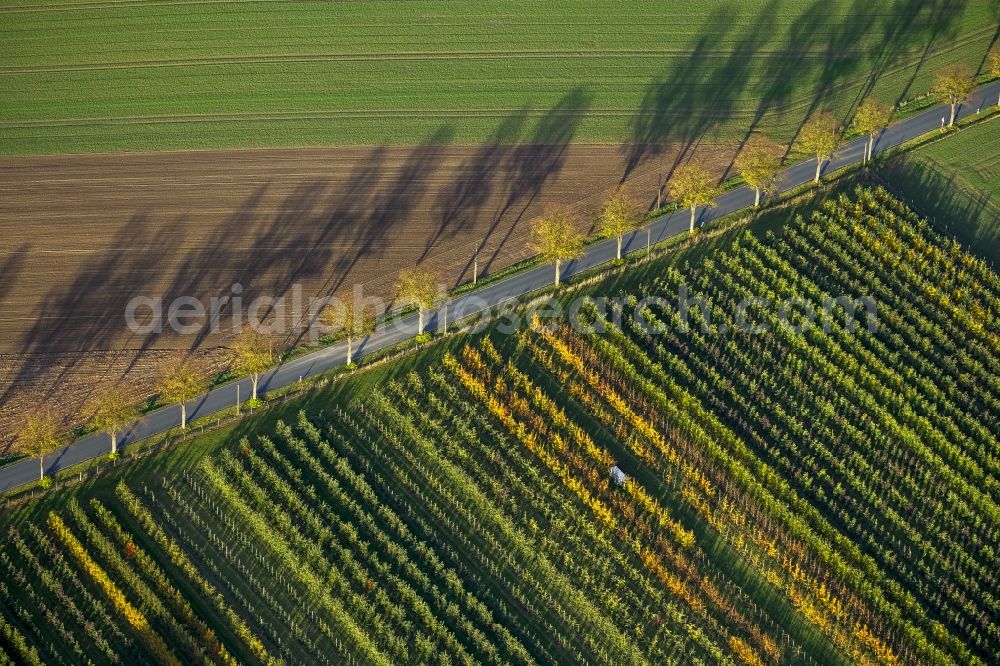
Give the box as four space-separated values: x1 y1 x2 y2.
597 188 643 260
324 298 376 363
989 44 1000 107
733 138 781 207
158 358 204 430
15 411 63 482
933 63 974 126
86 387 138 456
853 98 893 164
668 165 722 232
229 328 273 401
531 211 585 286
797 111 842 183
395 267 441 335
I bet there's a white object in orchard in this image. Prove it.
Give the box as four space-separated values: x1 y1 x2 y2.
610 465 627 486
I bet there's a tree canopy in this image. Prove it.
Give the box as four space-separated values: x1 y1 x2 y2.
853 98 893 136
15 411 63 480
933 63 974 126
933 63 974 105
395 267 441 312
159 359 203 405
229 328 273 400
85 387 138 454
324 298 377 361
668 165 722 231
396 267 443 334
597 188 643 259
531 212 585 263
325 299 377 339
797 111 842 181
798 111 842 159
733 138 781 205
669 165 721 209
229 328 273 378
531 211 585 285
853 98 893 162
158 358 204 429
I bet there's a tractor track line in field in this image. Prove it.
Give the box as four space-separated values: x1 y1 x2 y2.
0 49 927 74
0 0 289 14
3 26 991 73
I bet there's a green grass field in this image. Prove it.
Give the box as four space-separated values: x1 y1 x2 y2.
882 115 1000 263
1 0 997 154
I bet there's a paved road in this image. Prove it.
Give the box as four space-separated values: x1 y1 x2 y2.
4 81 998 494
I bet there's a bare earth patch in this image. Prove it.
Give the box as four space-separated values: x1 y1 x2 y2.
0 142 737 448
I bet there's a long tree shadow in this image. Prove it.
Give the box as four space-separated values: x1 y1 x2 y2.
312 126 455 319
478 87 593 276
789 0 967 156
0 244 30 436
425 109 530 270
153 125 453 354
857 0 969 108
884 0 969 108
304 147 390 301
743 0 862 158
0 244 29 306
0 212 176 410
621 4 738 183
346 125 454 277
880 157 999 265
741 0 966 159
974 17 1000 77
152 182 273 355
704 0 783 180
792 0 879 135
617 0 973 203
0 148 397 410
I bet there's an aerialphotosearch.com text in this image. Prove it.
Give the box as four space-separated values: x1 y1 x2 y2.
124 282 878 341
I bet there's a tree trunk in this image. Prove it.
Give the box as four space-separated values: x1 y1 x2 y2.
949 101 956 126
616 234 622 260
251 374 259 400
39 453 44 481
111 431 118 454
814 157 822 183
180 402 187 430
689 205 696 233
554 259 561 286
868 134 875 163
346 335 353 363
418 307 424 334
754 188 761 207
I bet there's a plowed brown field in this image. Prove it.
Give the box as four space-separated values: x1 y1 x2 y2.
0 142 735 447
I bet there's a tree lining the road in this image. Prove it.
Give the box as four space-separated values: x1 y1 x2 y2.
531 211 585 286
